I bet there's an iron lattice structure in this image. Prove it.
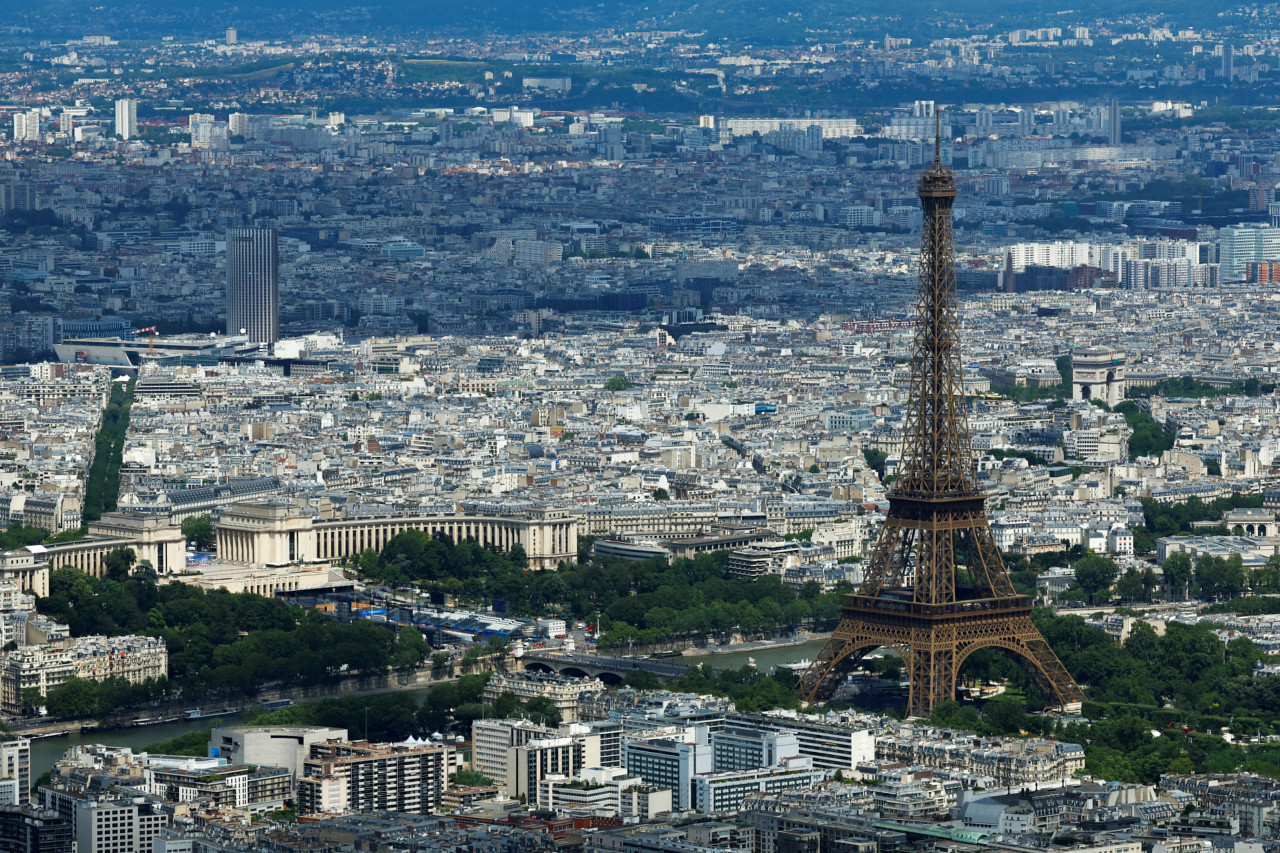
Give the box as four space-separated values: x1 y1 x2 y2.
797 132 1084 718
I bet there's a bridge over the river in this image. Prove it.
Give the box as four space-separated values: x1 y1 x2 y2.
519 651 690 683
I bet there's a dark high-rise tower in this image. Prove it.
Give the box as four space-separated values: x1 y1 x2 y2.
227 227 279 345
797 124 1084 717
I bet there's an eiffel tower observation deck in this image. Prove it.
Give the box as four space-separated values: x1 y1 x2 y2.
796 121 1084 718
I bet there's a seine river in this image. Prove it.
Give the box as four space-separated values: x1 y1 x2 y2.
682 637 831 673
27 640 832 780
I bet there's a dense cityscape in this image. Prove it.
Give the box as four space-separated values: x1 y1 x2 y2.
1 1 1280 852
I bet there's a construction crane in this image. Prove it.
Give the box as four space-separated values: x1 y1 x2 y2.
131 326 158 353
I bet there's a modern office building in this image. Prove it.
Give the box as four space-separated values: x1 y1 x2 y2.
624 737 712 811
208 726 348 788
1219 224 1280 281
725 713 875 773
690 759 826 814
143 764 290 813
226 228 279 345
36 794 168 853
0 805 71 853
538 767 671 819
711 726 800 772
114 100 137 140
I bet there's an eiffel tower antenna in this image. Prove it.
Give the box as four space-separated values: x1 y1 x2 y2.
934 107 941 164
796 110 1083 718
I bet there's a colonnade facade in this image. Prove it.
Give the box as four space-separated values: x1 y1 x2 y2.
212 500 578 570
311 513 576 569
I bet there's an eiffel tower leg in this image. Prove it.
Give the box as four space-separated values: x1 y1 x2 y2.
908 626 956 718
953 616 1085 709
797 626 876 705
1016 633 1084 707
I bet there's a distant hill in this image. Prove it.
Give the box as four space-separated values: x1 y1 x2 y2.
0 0 1251 42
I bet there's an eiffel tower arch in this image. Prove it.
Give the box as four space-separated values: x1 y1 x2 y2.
797 119 1084 718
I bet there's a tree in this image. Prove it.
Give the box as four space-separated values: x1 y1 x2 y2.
524 696 562 727
134 560 158 583
980 696 1030 735
1196 553 1247 601
391 627 429 671
1114 402 1173 460
1162 552 1193 601
180 515 214 550
1055 354 1073 391
358 548 381 575
19 688 43 713
451 769 494 787
623 670 661 690
102 548 137 582
1141 566 1158 600
1253 554 1280 593
1124 620 1160 662
604 375 635 392
653 488 670 501
43 679 99 718
1072 552 1119 605
1115 567 1145 603
862 448 889 478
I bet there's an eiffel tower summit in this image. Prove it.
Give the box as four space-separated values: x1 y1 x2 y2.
796 120 1085 718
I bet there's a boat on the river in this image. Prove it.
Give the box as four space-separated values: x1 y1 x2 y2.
184 708 239 721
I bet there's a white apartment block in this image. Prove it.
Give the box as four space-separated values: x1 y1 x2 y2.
513 239 563 266
726 713 875 772
715 118 863 139
510 733 601 806
471 717 555 787
12 111 41 143
114 99 137 140
296 740 449 816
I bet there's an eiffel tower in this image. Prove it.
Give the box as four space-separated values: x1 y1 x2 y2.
797 119 1084 718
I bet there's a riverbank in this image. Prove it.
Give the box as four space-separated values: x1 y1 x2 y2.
9 664 457 738
684 632 826 656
